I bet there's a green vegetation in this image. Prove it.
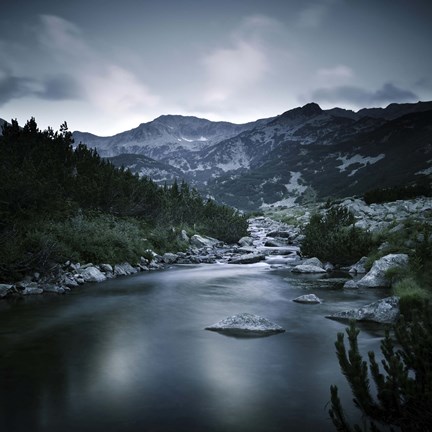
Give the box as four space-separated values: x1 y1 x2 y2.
329 304 432 432
365 219 432 310
301 206 375 265
0 118 247 281
364 179 432 204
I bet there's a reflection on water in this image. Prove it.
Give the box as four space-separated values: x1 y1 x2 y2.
0 264 387 432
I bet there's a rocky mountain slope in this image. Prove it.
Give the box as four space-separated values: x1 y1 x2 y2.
70 101 432 209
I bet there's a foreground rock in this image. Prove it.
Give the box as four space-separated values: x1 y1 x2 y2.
205 313 285 336
326 296 400 324
357 254 408 288
293 294 322 304
292 264 326 274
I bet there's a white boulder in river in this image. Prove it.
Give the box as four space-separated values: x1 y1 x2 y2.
205 313 285 336
292 264 326 274
293 294 322 304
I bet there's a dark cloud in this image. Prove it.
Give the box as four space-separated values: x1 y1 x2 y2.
37 74 81 100
0 69 80 105
0 73 33 105
311 82 418 106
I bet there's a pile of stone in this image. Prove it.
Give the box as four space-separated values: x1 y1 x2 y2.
340 197 432 233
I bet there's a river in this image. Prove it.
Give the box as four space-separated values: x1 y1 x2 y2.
0 261 388 432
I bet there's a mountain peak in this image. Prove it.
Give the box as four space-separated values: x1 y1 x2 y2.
274 102 323 124
300 102 323 115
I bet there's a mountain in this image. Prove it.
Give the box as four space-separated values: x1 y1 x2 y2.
73 114 272 159
0 118 8 134
72 102 432 210
108 153 189 185
209 110 432 209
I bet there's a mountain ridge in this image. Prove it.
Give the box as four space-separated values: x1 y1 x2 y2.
7 101 432 210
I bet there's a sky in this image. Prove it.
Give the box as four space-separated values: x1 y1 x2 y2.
1 0 432 135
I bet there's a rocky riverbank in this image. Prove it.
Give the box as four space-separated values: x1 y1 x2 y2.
0 217 301 299
2 196 431 324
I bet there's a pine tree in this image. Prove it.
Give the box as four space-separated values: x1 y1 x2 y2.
329 305 432 432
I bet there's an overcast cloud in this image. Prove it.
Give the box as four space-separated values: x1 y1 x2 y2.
0 0 431 134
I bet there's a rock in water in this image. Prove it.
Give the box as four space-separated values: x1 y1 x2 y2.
326 296 400 324
205 313 285 336
229 254 266 264
291 264 326 273
293 294 322 304
302 257 324 268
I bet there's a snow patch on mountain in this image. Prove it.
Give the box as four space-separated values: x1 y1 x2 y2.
416 165 432 176
337 154 385 172
285 172 308 195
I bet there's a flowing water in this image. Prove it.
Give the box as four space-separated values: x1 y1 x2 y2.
0 262 388 432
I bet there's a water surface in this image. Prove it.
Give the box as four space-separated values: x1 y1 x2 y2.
0 263 387 432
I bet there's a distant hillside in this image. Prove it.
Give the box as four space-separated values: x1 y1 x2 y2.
72 101 432 210
108 153 189 185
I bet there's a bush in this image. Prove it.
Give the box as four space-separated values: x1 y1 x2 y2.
301 206 374 265
35 214 152 266
393 277 430 319
364 180 432 204
329 304 432 432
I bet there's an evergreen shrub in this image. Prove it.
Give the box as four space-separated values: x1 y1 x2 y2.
301 206 374 264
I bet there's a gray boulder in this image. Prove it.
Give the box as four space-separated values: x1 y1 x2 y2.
43 284 67 294
302 257 324 268
326 296 400 324
238 236 254 247
268 231 291 239
161 253 178 264
22 287 44 295
0 284 15 298
114 262 137 276
349 256 368 274
190 234 220 248
79 266 107 283
324 262 335 272
343 280 358 289
100 263 113 273
229 254 266 264
293 294 321 304
292 264 326 273
357 254 408 288
205 312 285 336
264 239 289 247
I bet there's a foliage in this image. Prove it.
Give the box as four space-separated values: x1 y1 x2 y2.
364 180 432 205
329 305 432 432
301 206 374 264
393 277 430 319
0 118 247 280
368 220 432 302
